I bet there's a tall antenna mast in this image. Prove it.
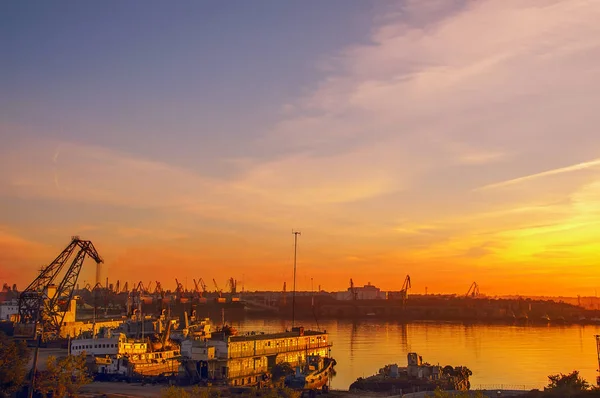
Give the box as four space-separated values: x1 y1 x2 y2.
292 230 301 328
596 335 600 386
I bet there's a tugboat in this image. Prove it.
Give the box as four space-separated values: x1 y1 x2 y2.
285 354 336 396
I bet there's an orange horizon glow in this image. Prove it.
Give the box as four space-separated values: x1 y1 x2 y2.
3 1 600 297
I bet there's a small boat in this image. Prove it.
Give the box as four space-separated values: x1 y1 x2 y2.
285 354 336 393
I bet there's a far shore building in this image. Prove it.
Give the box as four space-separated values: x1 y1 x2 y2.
335 282 386 300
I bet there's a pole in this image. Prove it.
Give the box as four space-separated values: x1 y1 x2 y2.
28 332 40 398
292 230 301 329
28 313 43 398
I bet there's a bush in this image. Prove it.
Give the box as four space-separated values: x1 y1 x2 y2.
0 332 31 397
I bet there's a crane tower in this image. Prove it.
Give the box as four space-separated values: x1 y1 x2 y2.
16 236 103 341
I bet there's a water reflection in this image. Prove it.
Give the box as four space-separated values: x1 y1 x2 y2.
235 319 600 390
349 321 358 360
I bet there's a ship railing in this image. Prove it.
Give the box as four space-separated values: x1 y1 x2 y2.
228 342 332 359
474 384 540 391
226 368 269 379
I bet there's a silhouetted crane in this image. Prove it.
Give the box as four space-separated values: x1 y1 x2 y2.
349 279 358 300
213 279 222 298
400 275 411 302
17 236 103 341
466 282 480 298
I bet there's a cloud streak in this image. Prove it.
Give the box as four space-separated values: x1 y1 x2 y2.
476 158 600 191
3 0 600 294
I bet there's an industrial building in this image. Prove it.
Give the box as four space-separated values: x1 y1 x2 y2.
335 282 386 300
0 299 18 321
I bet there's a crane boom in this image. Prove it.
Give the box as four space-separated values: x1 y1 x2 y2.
466 282 480 298
17 236 103 340
349 279 357 300
198 278 207 292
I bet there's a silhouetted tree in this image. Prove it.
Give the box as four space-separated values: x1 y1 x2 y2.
546 370 590 393
36 352 91 397
0 332 31 397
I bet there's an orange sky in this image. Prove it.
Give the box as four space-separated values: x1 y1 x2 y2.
2 1 600 296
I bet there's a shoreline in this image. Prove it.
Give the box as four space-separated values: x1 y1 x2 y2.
79 382 530 398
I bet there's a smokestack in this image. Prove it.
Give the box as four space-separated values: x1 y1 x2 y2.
95 262 101 286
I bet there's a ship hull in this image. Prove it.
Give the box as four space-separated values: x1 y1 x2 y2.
285 357 336 391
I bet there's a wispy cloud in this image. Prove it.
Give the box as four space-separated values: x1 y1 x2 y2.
476 158 600 191
3 0 600 293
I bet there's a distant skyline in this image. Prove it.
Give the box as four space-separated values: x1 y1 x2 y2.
2 0 600 296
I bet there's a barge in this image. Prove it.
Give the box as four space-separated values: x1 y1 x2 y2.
181 325 334 388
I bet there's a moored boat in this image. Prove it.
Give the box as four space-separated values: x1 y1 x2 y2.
350 352 471 394
284 354 336 393
71 319 180 381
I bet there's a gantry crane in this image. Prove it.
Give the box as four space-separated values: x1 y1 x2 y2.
466 282 480 298
400 275 411 303
227 277 237 294
213 279 222 298
349 279 358 300
154 281 163 296
193 279 205 298
198 278 208 294
17 236 103 341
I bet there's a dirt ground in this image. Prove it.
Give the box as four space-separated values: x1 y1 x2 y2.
79 382 401 398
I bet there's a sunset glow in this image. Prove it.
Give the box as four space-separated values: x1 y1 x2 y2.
2 0 600 296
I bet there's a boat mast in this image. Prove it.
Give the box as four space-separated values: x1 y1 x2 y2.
292 230 301 329
596 335 600 386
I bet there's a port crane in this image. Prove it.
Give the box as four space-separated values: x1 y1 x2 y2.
349 279 358 300
17 236 103 341
192 279 203 297
466 282 480 298
213 279 223 298
197 278 208 294
154 281 163 295
227 277 237 294
400 275 411 302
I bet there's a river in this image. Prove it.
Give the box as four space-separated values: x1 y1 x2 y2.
230 318 600 390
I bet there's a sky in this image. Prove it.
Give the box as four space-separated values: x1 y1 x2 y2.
2 0 600 296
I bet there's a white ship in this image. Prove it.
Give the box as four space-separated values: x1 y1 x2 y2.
70 320 180 381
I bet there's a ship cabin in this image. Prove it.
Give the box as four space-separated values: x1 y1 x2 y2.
181 326 332 387
70 333 148 357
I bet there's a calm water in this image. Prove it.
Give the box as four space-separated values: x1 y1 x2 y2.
230 318 600 390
